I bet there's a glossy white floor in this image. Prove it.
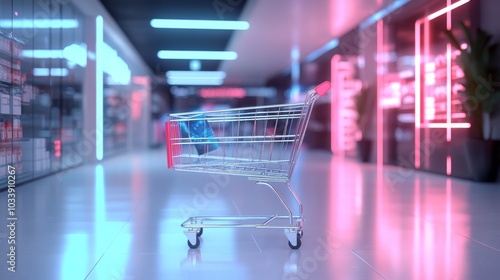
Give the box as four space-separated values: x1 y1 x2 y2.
1 148 500 280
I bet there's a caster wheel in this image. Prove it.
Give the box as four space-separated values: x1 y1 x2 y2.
188 237 200 249
197 228 203 237
288 234 302 249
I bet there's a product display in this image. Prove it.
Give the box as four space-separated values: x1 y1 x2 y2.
180 116 218 155
0 31 25 184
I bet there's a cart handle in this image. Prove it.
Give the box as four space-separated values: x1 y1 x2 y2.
315 81 331 96
166 121 181 169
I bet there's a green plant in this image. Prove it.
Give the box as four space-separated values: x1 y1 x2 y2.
353 86 372 138
444 21 500 140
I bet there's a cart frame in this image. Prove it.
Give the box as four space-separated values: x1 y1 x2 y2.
166 81 331 249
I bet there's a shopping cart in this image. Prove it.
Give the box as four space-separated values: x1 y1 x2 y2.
166 81 331 249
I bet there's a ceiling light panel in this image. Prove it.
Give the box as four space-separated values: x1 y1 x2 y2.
33 68 69 76
167 78 224 86
150 19 249 30
0 19 79 28
158 50 237 60
166 71 226 80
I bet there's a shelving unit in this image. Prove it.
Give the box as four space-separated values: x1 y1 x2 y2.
0 30 27 184
103 86 130 157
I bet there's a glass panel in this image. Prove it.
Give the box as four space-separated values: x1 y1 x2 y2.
0 0 85 186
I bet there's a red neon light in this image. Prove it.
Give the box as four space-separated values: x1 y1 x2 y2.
131 90 143 120
337 58 346 157
132 76 150 87
415 20 421 168
376 20 384 167
330 56 337 154
330 56 361 157
423 19 430 169
446 0 452 142
200 88 245 99
427 0 470 20
54 140 61 158
330 55 342 155
446 44 452 141
446 156 451 175
165 121 173 168
425 123 470 129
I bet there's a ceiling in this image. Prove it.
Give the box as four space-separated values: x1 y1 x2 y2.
99 0 393 86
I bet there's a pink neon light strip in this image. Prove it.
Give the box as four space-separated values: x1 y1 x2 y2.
446 156 451 175
377 20 384 167
427 0 470 20
446 0 452 142
330 55 338 154
425 123 470 128
423 19 430 169
415 20 421 168
447 43 452 141
165 121 173 168
338 71 346 157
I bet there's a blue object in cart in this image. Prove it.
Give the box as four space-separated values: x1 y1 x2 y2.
181 115 218 155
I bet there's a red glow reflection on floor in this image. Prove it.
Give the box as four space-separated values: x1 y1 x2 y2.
445 178 452 275
413 178 421 279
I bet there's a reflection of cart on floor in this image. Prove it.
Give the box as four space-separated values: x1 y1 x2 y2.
166 81 331 249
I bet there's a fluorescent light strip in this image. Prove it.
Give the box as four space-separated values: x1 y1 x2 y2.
0 19 79 29
33 68 69 76
167 78 224 86
22 45 87 67
360 0 411 29
305 39 339 62
151 19 249 30
166 71 226 79
96 16 104 161
22 49 63 59
158 50 237 60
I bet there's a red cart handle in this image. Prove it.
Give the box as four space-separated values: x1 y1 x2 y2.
315 81 331 96
165 121 174 168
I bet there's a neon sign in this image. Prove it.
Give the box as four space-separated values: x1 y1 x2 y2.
414 0 471 170
330 55 362 156
200 88 246 99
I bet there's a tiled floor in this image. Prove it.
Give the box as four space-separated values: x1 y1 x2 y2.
1 148 500 279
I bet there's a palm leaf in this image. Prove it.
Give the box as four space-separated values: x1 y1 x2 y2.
443 29 462 50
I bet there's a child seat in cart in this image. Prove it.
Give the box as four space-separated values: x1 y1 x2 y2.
165 81 331 249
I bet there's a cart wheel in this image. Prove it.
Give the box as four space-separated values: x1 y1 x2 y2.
197 228 203 237
288 234 302 249
188 237 200 249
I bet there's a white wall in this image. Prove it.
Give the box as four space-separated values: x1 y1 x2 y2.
71 0 153 162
